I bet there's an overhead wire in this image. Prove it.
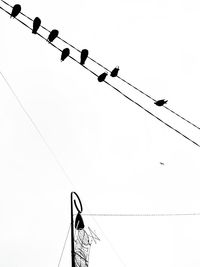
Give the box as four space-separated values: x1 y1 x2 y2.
1 0 200 131
57 224 71 267
0 4 200 148
82 212 200 217
0 71 75 187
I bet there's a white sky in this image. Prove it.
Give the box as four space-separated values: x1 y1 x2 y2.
0 0 200 266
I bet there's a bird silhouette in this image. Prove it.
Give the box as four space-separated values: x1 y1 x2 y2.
80 49 89 65
154 99 168 106
47 29 59 43
110 66 119 77
61 48 70 61
32 17 41 34
98 72 108 82
10 4 21 18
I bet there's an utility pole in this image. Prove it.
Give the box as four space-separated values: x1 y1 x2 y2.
71 192 84 267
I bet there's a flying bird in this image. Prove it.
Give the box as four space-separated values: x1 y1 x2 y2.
98 72 108 82
47 29 59 43
10 4 21 18
110 66 119 77
32 17 41 34
80 49 89 65
61 48 70 61
154 99 168 106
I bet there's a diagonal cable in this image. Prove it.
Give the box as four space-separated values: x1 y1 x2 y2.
0 4 200 148
1 0 200 130
57 224 71 267
0 71 74 186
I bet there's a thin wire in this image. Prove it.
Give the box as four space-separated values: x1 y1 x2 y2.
57 224 71 267
0 71 74 186
103 80 200 147
83 212 200 217
1 5 199 148
163 105 200 130
2 0 200 131
89 215 127 266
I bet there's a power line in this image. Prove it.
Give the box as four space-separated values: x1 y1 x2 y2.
1 0 200 131
57 224 71 267
0 71 75 187
103 80 200 148
83 212 200 217
0 4 200 148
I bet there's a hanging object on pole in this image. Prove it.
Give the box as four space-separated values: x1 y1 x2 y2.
10 4 21 18
32 17 41 34
48 29 59 43
98 72 108 82
61 48 70 61
75 212 85 230
80 49 89 65
110 66 119 77
71 192 100 267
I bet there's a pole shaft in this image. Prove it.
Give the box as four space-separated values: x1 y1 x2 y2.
71 192 75 267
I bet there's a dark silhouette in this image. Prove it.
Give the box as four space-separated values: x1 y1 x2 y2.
80 49 89 65
75 212 85 230
71 192 84 267
61 48 70 61
1 5 199 133
98 72 108 82
154 99 168 106
110 66 119 77
32 17 41 34
160 162 164 165
10 4 21 18
48 29 59 42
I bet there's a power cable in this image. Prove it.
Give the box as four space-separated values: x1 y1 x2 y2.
83 212 200 217
0 4 199 148
1 0 200 131
0 71 74 186
57 224 71 267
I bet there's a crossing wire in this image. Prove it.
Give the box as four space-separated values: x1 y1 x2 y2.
0 4 200 148
1 0 200 131
82 212 200 217
57 224 71 267
0 70 75 187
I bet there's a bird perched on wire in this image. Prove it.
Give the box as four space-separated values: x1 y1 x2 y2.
32 17 41 34
98 72 108 82
10 4 21 18
80 49 89 65
154 99 168 106
110 66 119 77
47 29 59 43
61 48 70 62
